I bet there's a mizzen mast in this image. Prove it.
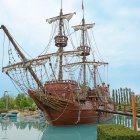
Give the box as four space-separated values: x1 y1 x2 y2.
82 0 86 85
72 0 93 85
72 0 109 88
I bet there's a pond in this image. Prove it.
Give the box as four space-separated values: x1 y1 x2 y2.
0 115 140 140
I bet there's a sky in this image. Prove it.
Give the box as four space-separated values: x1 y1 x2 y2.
0 0 140 96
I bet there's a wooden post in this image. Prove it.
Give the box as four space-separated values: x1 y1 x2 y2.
131 92 137 132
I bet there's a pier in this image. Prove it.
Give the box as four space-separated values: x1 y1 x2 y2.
96 109 140 118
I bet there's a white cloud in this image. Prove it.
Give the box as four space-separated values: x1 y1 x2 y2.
116 7 140 18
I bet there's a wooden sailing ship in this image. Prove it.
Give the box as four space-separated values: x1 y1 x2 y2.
0 1 113 126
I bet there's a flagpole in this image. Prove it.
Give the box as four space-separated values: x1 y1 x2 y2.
82 0 84 19
61 0 62 9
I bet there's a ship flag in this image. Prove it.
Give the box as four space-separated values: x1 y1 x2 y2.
82 0 84 10
82 0 85 18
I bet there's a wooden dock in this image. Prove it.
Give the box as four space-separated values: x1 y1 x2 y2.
96 109 140 118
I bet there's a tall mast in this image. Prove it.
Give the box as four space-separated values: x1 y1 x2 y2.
58 6 63 81
1 25 45 93
82 18 86 85
81 0 86 85
54 0 68 81
72 0 96 86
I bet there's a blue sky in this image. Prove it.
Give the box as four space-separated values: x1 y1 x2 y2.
0 0 140 96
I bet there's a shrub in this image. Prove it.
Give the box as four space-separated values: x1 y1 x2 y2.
97 124 140 140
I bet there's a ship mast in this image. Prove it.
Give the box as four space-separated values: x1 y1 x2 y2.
46 1 75 80
58 7 64 81
80 0 88 85
0 25 45 93
54 0 68 81
72 0 101 88
82 6 86 85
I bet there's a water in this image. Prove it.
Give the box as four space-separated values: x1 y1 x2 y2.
0 116 140 140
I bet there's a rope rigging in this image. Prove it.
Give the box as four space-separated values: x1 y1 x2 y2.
91 29 103 61
49 57 57 80
39 21 58 55
87 64 94 87
64 21 77 50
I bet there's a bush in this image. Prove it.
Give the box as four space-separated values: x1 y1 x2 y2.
97 124 140 140
28 106 36 111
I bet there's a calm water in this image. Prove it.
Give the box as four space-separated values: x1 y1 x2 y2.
0 115 140 140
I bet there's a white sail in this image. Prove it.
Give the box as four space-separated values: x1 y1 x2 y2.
72 23 95 31
63 61 108 67
2 50 84 72
46 12 76 24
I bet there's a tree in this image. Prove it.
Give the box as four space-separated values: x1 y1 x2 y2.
8 96 16 109
120 88 123 103
0 101 5 109
115 90 118 103
112 89 115 102
15 94 28 109
15 93 36 110
126 88 129 104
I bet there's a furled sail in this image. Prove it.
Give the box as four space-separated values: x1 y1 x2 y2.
72 23 95 31
2 50 84 73
46 12 76 24
63 61 108 67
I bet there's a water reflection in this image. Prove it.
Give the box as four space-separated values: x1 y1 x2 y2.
0 117 46 140
114 115 140 131
41 115 140 140
0 117 47 131
42 124 97 140
0 115 140 140
114 115 132 128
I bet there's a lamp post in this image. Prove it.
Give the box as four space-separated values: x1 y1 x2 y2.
4 91 9 110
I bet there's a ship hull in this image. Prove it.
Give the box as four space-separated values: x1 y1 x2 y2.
28 89 113 126
43 109 112 126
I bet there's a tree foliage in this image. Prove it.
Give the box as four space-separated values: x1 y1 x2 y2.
0 93 36 110
112 87 132 104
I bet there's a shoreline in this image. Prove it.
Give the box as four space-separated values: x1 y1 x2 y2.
0 109 42 118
